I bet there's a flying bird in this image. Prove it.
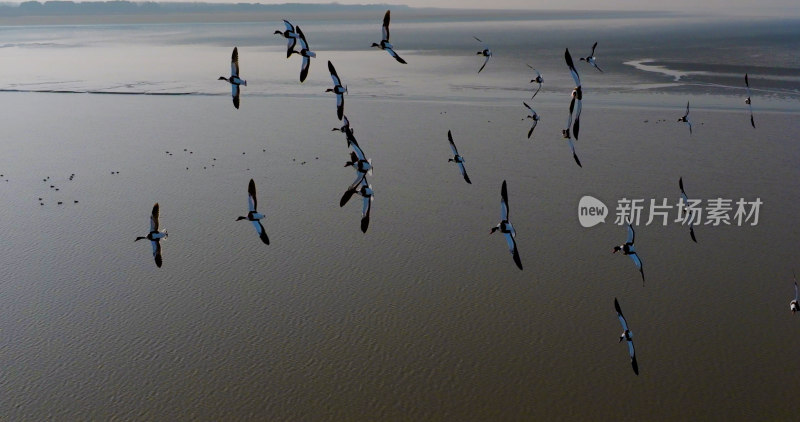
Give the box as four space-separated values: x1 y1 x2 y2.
745 73 755 128
289 25 316 83
679 177 697 242
340 176 374 233
523 101 540 139
579 42 603 72
274 19 299 58
344 137 372 189
474 36 492 73
677 101 692 135
563 48 582 141
527 64 543 99
332 115 352 134
613 222 645 285
326 61 348 121
236 179 270 244
135 202 168 268
490 180 522 270
446 130 471 184
371 10 407 64
614 298 639 375
218 47 247 109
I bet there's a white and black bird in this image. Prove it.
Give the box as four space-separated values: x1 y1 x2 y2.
490 180 522 270
523 101 540 139
371 10 407 64
527 64 543 99
289 25 315 83
679 177 697 243
274 19 299 58
745 73 755 128
474 36 492 73
135 202 167 268
563 48 582 141
678 101 692 135
236 179 270 245
343 137 372 188
446 130 471 184
579 42 603 72
614 298 639 376
332 114 352 134
340 176 374 233
218 47 246 109
790 273 798 314
613 222 645 285
326 61 347 121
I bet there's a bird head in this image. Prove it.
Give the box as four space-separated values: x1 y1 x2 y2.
489 227 499 235
371 43 380 48
135 236 146 242
612 246 622 254
218 76 227 81
274 30 283 35
236 216 247 221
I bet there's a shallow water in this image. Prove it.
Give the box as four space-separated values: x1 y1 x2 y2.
0 12 799 421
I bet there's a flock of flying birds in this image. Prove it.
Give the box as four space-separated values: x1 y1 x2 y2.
137 10 778 376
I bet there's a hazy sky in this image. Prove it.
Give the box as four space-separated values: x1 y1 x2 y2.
5 0 799 16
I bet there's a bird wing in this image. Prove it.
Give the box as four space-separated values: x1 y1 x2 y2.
528 120 537 139
630 346 639 375
251 220 270 245
745 72 750 89
590 41 598 57
473 36 483 43
328 61 342 86
231 47 239 78
350 139 367 161
336 93 344 120
300 55 310 83
500 180 509 221
523 101 534 114
232 84 240 109
360 190 372 233
794 279 798 301
565 48 581 87
572 102 581 141
447 130 459 155
614 298 629 331
285 37 297 58
382 10 391 41
296 25 309 50
478 54 490 73
630 253 645 283
626 223 635 244
458 162 471 184
248 178 257 211
569 139 582 167
283 19 295 33
385 47 406 64
152 240 162 268
531 84 541 100
505 232 523 270
685 101 690 117
150 202 159 231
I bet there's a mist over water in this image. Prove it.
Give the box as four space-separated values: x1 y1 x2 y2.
0 10 799 420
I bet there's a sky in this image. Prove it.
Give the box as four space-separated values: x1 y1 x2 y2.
3 0 799 16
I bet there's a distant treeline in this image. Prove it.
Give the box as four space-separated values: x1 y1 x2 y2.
0 1 409 16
